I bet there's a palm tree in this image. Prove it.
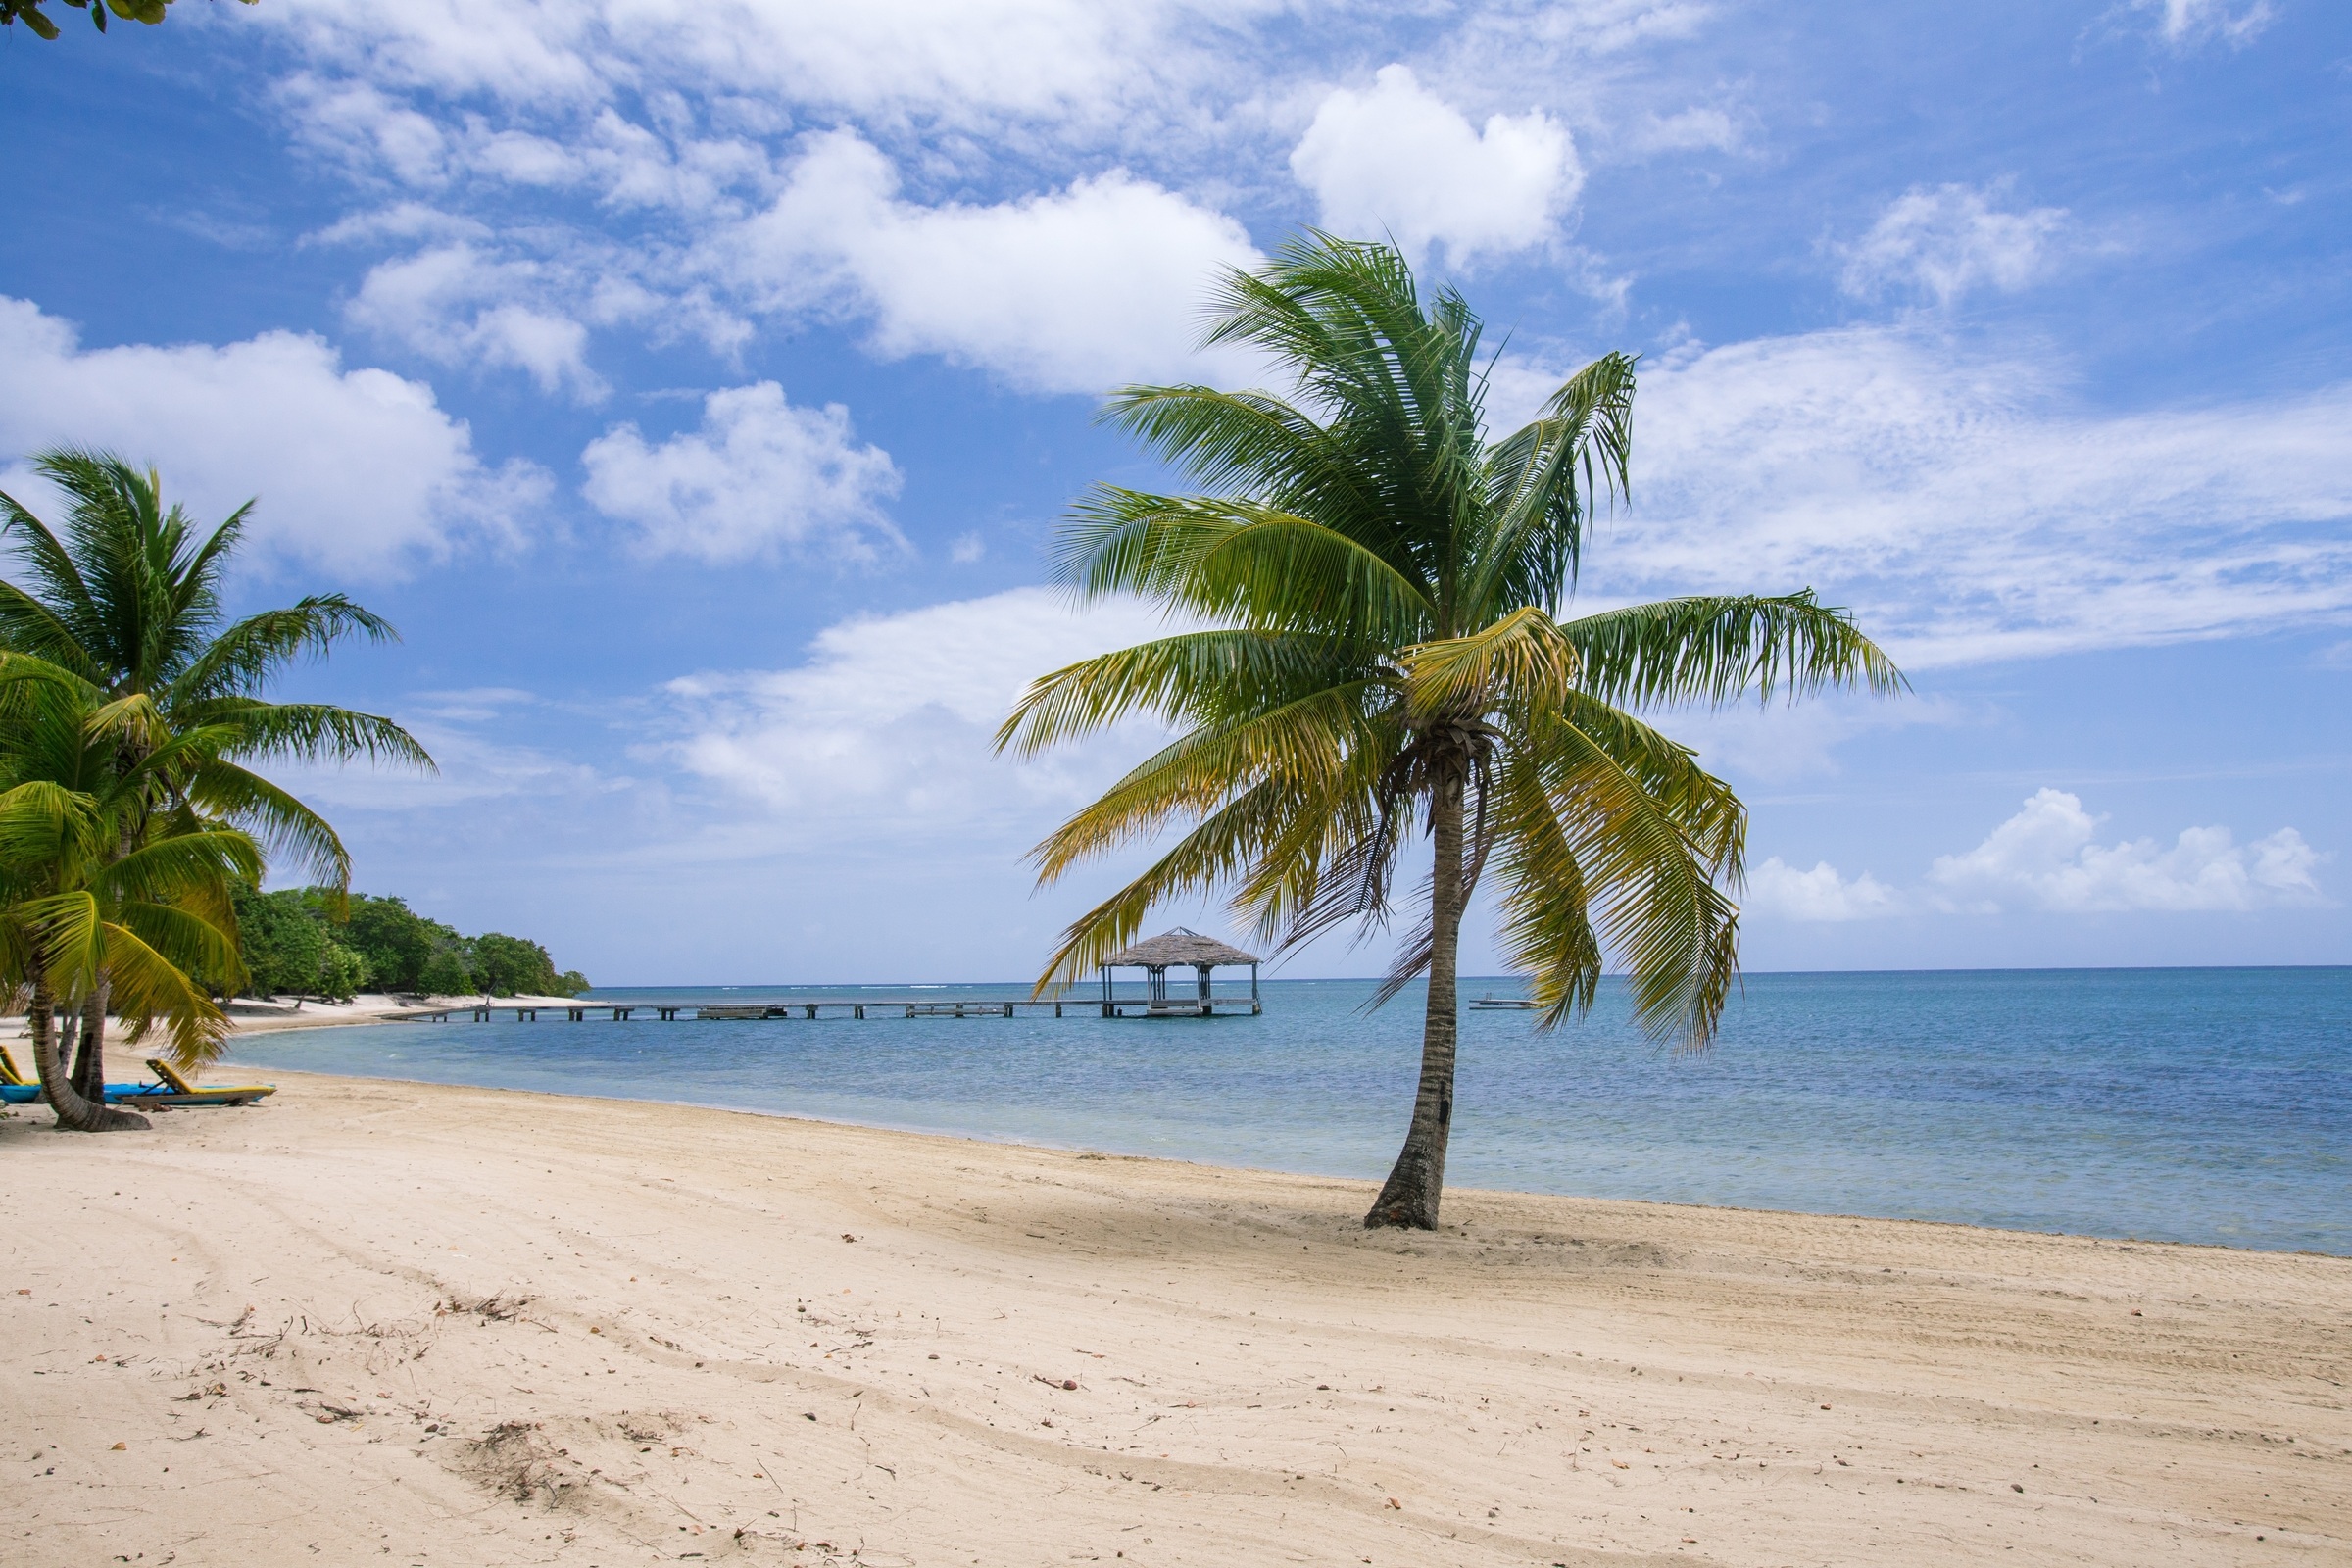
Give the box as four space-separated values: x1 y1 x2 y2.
0 447 432 1111
0 658 260 1132
999 235 1902 1229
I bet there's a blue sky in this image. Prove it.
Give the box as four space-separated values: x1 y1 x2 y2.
3 0 2347 984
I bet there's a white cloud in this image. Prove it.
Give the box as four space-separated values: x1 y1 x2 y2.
580 382 903 564
260 0 1246 133
1626 105 1742 155
1930 788 2325 912
1664 694 1963 784
658 586 1179 836
1743 858 1899 922
0 295 545 578
724 130 1261 393
1290 64 1581 267
1564 326 2352 666
2125 0 2276 51
346 244 606 400
1839 182 2069 306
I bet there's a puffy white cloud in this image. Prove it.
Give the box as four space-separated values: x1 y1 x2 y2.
580 382 903 564
347 243 606 400
1549 326 2352 665
658 586 1179 837
1290 65 1580 267
1838 183 2069 306
0 296 545 578
1929 788 2325 912
1743 858 1899 922
723 130 1261 393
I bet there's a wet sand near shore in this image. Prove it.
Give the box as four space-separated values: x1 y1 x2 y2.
2 1070 2344 1566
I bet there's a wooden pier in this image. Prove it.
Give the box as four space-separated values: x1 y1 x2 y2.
393 993 1261 1024
392 930 1271 1026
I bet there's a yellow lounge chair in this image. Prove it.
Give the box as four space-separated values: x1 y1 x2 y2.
123 1058 275 1108
1 1042 175 1105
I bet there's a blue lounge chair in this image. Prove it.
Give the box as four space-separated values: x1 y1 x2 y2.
0 1046 272 1108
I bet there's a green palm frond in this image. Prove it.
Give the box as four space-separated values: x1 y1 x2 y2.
1564 592 1908 710
1397 605 1577 721
1025 679 1389 884
999 629 1380 755
180 758 352 894
1055 489 1435 640
1487 749 1604 1028
183 697 436 770
167 596 400 706
1470 351 1637 614
88 914 232 1067
1516 699 1744 1043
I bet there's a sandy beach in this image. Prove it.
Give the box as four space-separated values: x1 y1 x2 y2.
1 1072 2343 1567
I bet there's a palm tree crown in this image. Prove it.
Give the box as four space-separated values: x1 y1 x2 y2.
0 447 433 892
0 657 262 1128
1000 235 1901 1227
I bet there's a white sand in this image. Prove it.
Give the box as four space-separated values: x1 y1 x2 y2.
1 1071 2343 1566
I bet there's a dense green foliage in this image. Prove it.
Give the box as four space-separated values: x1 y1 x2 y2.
0 656 258 1084
227 887 589 1000
1 0 254 41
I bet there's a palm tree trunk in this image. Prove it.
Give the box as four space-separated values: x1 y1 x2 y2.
1365 757 1467 1229
70 986 106 1102
28 972 148 1133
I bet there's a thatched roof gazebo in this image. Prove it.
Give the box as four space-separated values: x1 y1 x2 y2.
1099 927 1262 1017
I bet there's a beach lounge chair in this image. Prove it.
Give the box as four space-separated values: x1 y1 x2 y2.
0 1046 30 1104
107 1058 275 1108
0 1043 162 1105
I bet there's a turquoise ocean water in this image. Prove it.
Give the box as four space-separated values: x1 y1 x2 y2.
226 967 2351 1255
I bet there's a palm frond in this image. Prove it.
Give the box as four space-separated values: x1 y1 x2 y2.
1054 488 1435 641
1564 592 1907 710
167 596 400 707
1469 351 1637 614
998 629 1378 756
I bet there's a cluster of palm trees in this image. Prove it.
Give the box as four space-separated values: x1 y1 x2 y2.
0 450 427 1132
1005 236 1901 1227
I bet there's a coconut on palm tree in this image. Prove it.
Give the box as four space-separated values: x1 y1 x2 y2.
0 447 432 1118
999 235 1902 1229
0 657 260 1131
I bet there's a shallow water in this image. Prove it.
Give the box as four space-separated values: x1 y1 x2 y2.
227 967 2352 1255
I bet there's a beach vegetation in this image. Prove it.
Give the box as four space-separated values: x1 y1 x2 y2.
0 446 430 1122
1001 235 1900 1228
228 887 587 1000
0 656 258 1130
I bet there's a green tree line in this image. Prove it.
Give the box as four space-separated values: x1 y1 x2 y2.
230 887 590 1001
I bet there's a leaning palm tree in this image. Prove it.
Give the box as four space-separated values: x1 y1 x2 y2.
0 447 432 1108
0 657 259 1132
999 235 1902 1229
